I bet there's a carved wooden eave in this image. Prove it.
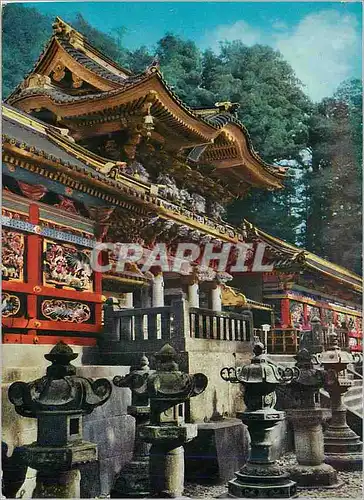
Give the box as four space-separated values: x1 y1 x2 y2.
244 219 363 294
8 74 216 145
2 104 249 246
200 123 286 190
8 82 285 190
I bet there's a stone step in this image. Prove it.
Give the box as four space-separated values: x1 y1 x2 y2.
344 395 362 407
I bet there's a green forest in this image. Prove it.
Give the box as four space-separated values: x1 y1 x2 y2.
2 4 362 274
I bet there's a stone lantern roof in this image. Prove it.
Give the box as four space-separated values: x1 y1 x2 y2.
8 341 112 418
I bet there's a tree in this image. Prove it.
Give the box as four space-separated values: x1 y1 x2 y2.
73 14 130 68
156 33 213 106
306 80 362 273
202 42 312 162
2 4 51 98
128 46 154 74
201 42 312 243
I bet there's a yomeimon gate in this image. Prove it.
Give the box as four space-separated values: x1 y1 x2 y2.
2 17 362 496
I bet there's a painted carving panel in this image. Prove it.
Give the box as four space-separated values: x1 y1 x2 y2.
335 312 347 328
41 299 92 323
2 293 21 317
321 308 334 326
1 229 24 281
289 301 304 329
307 304 321 323
43 240 93 291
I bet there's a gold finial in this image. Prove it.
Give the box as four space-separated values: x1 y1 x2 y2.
215 102 240 113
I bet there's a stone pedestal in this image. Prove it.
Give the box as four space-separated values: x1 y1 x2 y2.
110 405 151 498
140 424 197 498
324 390 363 471
19 440 97 498
228 410 297 498
32 470 81 499
287 409 340 488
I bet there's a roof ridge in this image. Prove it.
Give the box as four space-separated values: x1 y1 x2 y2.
244 219 362 283
52 16 133 77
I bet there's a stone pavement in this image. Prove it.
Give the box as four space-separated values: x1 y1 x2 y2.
184 454 363 499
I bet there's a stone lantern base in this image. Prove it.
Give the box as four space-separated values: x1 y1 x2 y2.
288 463 342 489
286 409 341 488
140 424 197 498
110 459 150 498
324 421 363 471
110 405 151 498
228 464 297 498
227 410 297 498
18 441 97 498
325 453 363 472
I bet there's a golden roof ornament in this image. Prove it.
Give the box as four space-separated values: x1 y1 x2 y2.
22 74 51 90
215 101 240 113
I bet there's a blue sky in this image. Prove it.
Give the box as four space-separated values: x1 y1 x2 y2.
23 1 362 101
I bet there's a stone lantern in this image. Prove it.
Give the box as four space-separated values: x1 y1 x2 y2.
320 333 362 470
7 341 112 498
139 343 208 498
111 354 153 498
220 342 299 498
285 348 340 488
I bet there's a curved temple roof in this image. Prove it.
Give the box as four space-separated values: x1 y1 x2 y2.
6 17 286 193
244 220 362 293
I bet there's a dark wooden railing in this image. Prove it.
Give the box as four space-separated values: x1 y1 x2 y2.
104 305 173 342
189 307 252 341
103 299 253 343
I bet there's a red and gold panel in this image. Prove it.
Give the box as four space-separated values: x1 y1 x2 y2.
1 229 25 281
43 240 93 291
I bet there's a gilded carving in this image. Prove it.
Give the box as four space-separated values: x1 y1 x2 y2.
1 229 24 281
41 299 91 323
52 63 66 82
43 241 93 291
22 74 51 90
72 73 83 89
2 293 21 317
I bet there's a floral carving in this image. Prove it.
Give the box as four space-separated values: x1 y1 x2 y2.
191 193 206 214
41 299 91 323
322 308 334 326
307 305 320 319
124 161 150 183
2 293 21 317
44 241 93 290
1 230 24 280
209 201 226 220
